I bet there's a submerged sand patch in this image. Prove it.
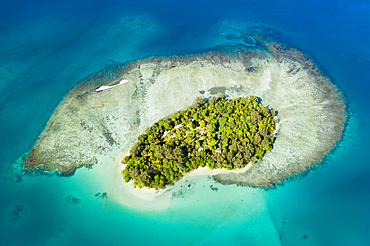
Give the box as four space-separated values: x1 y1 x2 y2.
106 147 253 210
23 43 346 189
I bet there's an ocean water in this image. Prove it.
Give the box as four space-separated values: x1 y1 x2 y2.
1 0 370 245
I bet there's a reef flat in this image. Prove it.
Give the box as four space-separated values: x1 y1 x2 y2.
23 42 346 187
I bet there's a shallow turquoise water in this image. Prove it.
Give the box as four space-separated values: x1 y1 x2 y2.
1 0 370 245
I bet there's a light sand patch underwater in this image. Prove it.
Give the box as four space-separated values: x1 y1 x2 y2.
22 41 346 208
103 147 252 210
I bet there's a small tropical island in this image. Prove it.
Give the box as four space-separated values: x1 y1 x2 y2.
122 96 277 189
21 28 347 189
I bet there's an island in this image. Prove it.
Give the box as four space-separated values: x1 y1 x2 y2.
22 31 347 188
122 96 277 189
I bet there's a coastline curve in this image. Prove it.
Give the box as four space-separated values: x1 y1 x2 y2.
22 42 347 189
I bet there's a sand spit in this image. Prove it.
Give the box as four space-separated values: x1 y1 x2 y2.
23 42 346 188
107 148 253 210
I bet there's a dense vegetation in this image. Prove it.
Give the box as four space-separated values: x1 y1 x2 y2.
122 95 278 189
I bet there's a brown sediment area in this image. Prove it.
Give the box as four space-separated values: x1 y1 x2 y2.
23 42 346 188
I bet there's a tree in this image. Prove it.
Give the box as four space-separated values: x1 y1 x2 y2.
173 147 183 159
254 133 262 145
192 97 204 109
259 127 268 137
262 107 270 117
261 137 269 148
154 145 164 159
130 143 141 156
234 159 244 169
122 96 277 189
251 111 261 123
199 120 206 128
209 96 218 105
139 171 150 187
188 120 194 129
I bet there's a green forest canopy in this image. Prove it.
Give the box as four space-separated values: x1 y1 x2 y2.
122 95 278 189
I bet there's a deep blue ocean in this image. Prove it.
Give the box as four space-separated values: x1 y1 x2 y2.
1 0 370 245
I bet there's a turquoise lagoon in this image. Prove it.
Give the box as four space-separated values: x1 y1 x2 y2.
1 0 370 245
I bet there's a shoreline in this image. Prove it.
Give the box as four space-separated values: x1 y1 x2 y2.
22 41 347 190
119 149 253 192
107 148 253 209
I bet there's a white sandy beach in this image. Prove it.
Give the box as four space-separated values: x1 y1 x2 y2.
24 45 345 206
106 148 253 210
